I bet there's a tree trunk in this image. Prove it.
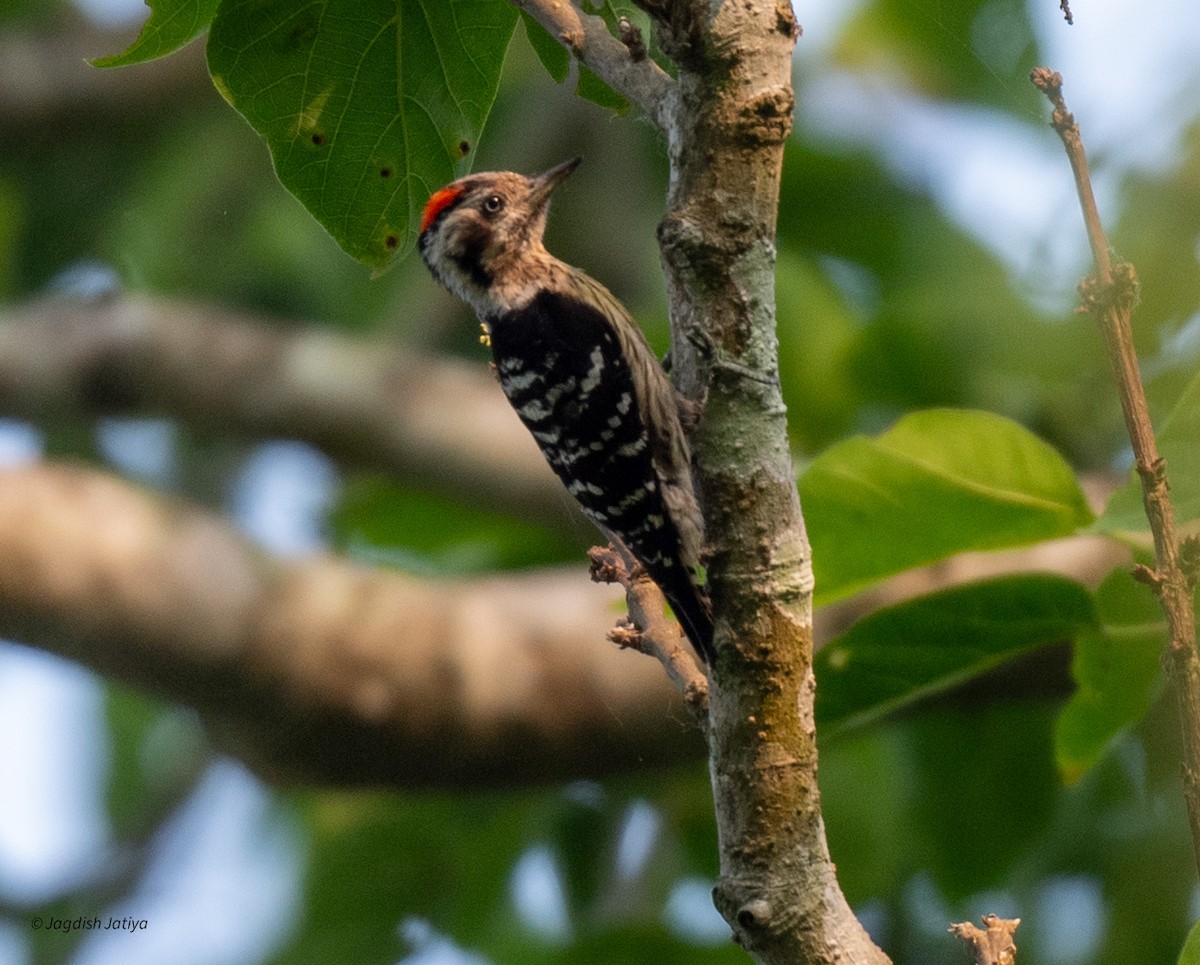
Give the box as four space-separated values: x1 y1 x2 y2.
654 2 890 961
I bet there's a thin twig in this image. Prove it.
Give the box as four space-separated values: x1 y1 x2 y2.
511 0 675 130
589 545 709 720
950 915 1020 965
1032 67 1200 877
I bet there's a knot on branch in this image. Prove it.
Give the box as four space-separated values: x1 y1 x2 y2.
776 0 802 41
588 544 627 585
735 898 773 930
1134 454 1167 489
617 16 647 62
1180 536 1200 588
1030 67 1076 137
713 876 809 947
634 0 706 69
949 914 1020 965
1131 563 1162 593
1077 262 1140 319
658 212 716 273
736 85 795 146
607 616 652 655
1029 66 1061 94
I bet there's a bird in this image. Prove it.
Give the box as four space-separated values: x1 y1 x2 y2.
418 157 715 665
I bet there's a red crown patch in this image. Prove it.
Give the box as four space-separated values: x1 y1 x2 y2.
421 185 465 235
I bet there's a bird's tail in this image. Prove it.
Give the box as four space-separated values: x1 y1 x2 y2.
663 571 715 666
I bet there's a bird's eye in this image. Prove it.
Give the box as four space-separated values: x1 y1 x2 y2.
482 194 504 216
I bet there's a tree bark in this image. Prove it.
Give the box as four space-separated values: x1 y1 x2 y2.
651 2 888 961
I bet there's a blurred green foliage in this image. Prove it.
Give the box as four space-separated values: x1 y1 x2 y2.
5 0 1200 963
832 0 1040 110
334 476 589 573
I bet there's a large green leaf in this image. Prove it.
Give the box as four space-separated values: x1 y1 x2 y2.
801 409 1094 605
1054 567 1166 783
206 0 519 270
93 0 220 67
1095 364 1200 536
815 574 1096 735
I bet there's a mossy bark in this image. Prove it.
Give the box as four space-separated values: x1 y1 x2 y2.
657 2 890 961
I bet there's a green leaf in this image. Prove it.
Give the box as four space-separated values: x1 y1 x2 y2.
815 574 1096 735
576 2 631 113
576 64 629 115
1055 567 1167 783
801 409 1094 605
521 10 569 83
206 0 519 270
1095 365 1200 536
1180 920 1200 965
93 0 220 67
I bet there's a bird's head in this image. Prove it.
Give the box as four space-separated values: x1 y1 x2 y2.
419 157 581 316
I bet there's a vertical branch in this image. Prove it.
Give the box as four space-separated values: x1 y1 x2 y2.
524 3 889 959
1032 67 1200 876
654 1 888 962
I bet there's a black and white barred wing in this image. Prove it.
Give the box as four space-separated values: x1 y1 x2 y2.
486 283 713 660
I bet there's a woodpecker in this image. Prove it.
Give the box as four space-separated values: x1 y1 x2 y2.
419 157 715 665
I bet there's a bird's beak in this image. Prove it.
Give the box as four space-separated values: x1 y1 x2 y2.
527 157 582 210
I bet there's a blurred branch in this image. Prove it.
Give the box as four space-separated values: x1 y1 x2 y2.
0 461 700 789
1032 66 1200 878
0 459 1120 790
0 293 575 527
